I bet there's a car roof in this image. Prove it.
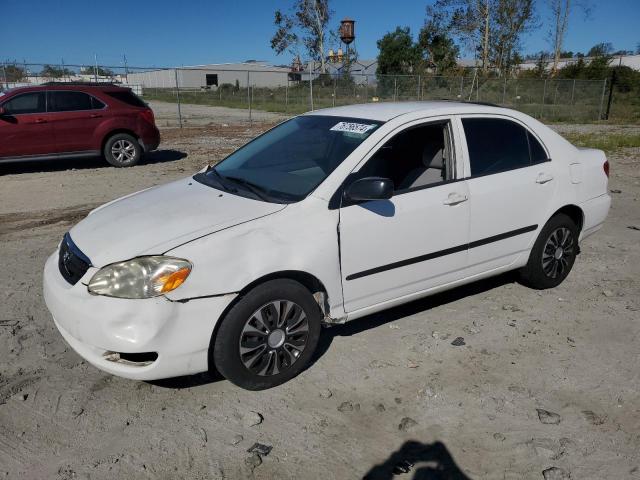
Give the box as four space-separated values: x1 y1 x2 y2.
1 83 130 95
304 101 515 122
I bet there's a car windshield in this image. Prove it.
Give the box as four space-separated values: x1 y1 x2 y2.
194 115 383 203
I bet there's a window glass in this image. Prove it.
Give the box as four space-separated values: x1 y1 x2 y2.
105 91 147 107
2 92 46 114
91 96 106 109
357 123 448 191
49 91 93 112
462 118 531 176
528 131 548 163
206 74 218 86
196 115 382 203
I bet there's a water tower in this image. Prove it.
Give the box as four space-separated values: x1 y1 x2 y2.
339 18 355 64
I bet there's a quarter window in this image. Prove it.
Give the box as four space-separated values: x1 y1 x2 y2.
49 91 99 112
2 92 46 114
462 118 532 176
528 131 548 163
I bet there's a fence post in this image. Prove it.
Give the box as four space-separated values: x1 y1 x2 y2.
598 77 607 120
246 71 251 124
459 76 464 98
174 68 183 129
570 79 576 105
333 75 336 107
393 76 397 101
417 75 421 101
2 62 8 89
365 75 369 102
309 71 314 111
540 79 547 119
604 69 616 120
502 76 507 105
285 80 289 111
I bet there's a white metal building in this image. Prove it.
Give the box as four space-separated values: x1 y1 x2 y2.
125 62 294 89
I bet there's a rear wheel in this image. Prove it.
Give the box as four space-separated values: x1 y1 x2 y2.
519 213 579 289
213 279 322 390
104 133 142 167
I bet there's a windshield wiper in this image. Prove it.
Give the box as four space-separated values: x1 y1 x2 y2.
222 176 271 201
206 168 236 193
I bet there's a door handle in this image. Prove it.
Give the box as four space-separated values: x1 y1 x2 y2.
34 118 47 124
443 192 468 206
90 114 102 118
536 172 554 184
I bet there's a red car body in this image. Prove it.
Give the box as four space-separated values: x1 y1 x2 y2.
0 83 160 163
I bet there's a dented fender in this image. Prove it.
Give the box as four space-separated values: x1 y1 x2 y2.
164 195 346 320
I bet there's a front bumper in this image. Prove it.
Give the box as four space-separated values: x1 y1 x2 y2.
43 252 236 380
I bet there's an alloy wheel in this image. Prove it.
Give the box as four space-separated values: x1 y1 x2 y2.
541 227 574 279
239 300 309 376
111 139 136 163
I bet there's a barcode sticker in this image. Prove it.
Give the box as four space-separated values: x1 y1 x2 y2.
330 122 377 135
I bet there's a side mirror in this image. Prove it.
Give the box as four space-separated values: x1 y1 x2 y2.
344 177 394 202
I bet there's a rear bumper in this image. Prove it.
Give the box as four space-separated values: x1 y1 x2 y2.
140 127 160 152
579 193 611 240
43 251 236 380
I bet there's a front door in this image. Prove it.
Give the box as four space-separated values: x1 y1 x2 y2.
338 119 471 314
0 91 56 158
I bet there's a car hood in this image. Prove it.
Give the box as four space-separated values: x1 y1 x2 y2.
69 177 286 267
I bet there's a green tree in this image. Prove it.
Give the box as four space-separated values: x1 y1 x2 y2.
40 64 73 78
2 62 26 82
271 0 332 73
418 7 460 74
80 66 114 76
376 27 421 75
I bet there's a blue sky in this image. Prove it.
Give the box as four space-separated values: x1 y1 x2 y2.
1 0 638 68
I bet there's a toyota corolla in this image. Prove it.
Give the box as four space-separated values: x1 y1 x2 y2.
43 102 611 390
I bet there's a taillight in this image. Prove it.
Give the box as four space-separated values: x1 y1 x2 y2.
139 108 155 125
603 160 610 178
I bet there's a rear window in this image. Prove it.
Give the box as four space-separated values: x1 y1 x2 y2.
106 91 147 108
49 91 104 112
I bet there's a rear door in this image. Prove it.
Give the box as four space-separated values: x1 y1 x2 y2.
48 90 107 153
460 115 556 274
0 91 56 158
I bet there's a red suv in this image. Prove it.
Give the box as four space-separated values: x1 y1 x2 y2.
0 83 160 167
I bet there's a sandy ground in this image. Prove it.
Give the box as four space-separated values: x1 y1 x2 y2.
148 101 288 128
0 118 639 480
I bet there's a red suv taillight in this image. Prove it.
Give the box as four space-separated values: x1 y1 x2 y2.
139 108 155 125
603 160 610 178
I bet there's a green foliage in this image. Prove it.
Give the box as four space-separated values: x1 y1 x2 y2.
80 66 114 76
376 27 421 76
2 62 26 82
562 132 640 153
418 10 460 74
40 64 74 78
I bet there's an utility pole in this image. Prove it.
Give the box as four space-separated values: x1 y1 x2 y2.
123 54 129 83
94 53 98 82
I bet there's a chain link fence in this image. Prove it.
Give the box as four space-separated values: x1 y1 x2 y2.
1 62 610 127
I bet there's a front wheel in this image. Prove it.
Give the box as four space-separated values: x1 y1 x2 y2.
104 133 142 167
519 213 579 289
213 279 322 390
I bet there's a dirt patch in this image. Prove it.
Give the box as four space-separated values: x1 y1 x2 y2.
0 123 638 479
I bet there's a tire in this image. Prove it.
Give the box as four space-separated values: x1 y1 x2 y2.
104 133 142 167
519 213 579 289
213 279 322 390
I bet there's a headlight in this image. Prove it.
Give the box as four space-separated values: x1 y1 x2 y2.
88 256 192 299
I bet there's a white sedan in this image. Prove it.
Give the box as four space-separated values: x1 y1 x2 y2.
43 102 611 390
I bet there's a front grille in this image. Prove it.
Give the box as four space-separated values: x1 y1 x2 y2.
58 233 91 285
